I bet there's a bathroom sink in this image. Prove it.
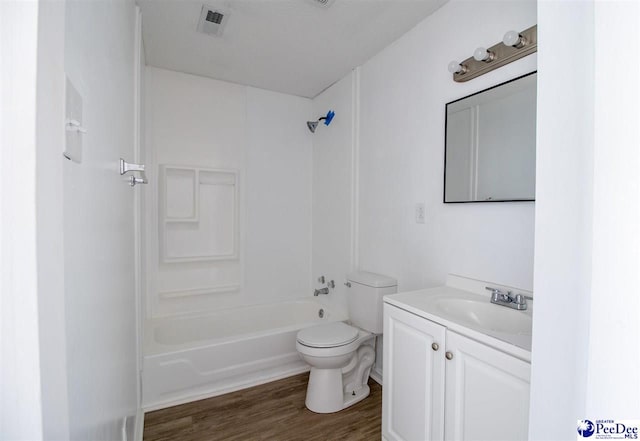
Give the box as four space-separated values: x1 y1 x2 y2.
434 297 532 335
384 281 534 352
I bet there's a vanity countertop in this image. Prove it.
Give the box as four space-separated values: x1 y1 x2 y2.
384 284 533 362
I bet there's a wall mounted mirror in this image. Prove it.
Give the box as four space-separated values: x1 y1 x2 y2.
444 71 537 203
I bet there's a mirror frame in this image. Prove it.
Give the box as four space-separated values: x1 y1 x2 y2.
443 71 537 204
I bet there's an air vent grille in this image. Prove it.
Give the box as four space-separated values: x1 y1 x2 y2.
205 10 223 24
197 5 228 37
308 0 336 7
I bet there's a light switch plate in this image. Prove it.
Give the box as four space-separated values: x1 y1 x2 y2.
64 77 83 163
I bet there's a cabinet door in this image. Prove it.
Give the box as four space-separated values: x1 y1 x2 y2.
383 304 446 441
444 331 530 441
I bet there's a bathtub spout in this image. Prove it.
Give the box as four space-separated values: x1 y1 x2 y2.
314 288 329 296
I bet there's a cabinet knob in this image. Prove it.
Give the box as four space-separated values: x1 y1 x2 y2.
445 351 453 360
431 343 439 351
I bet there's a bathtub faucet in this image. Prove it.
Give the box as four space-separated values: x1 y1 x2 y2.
314 287 329 296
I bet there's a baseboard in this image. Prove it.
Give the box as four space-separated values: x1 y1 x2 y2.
370 368 383 386
134 408 144 441
143 363 310 411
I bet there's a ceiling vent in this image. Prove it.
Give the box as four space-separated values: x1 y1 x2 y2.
197 5 228 37
308 0 337 8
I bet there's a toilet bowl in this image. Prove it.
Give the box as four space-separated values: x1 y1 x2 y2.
296 271 397 413
296 322 375 413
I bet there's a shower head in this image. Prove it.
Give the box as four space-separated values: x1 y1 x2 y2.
306 110 335 133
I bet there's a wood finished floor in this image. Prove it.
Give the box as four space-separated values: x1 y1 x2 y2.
143 373 382 441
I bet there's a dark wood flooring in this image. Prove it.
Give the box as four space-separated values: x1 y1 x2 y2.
143 373 382 441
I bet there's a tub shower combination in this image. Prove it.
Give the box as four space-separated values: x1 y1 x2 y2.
143 299 346 410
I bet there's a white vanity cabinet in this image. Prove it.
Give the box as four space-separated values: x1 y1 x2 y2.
383 302 446 441
383 303 531 441
444 330 530 441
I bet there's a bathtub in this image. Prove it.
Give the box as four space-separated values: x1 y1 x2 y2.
142 298 347 410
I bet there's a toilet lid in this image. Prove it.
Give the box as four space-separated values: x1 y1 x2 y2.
297 322 359 348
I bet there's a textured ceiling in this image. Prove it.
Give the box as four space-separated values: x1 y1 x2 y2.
138 0 448 98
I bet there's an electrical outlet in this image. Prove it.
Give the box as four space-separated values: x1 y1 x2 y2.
415 203 426 224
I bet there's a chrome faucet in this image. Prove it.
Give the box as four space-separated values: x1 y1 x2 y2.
486 286 532 311
314 287 329 296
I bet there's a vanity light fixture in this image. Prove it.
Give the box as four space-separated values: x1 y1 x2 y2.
448 24 537 82
473 47 495 62
447 61 468 75
503 30 527 49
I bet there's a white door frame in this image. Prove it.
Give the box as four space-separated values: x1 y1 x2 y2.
133 5 145 440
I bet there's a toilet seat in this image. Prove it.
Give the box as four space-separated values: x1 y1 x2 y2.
297 322 358 348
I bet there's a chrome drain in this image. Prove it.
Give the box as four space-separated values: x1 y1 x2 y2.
318 308 325 318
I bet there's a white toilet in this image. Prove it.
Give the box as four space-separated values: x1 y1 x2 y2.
296 271 397 413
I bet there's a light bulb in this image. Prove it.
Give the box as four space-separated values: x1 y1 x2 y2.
503 30 526 48
447 60 466 74
473 47 494 62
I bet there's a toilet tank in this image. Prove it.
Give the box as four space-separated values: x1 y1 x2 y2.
347 271 397 333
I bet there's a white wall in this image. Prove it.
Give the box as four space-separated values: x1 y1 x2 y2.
586 1 640 418
144 67 312 318
245 87 313 305
528 3 593 437
63 1 139 439
357 0 537 292
529 2 640 438
311 71 357 315
0 2 44 439
35 0 70 438
144 67 245 318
